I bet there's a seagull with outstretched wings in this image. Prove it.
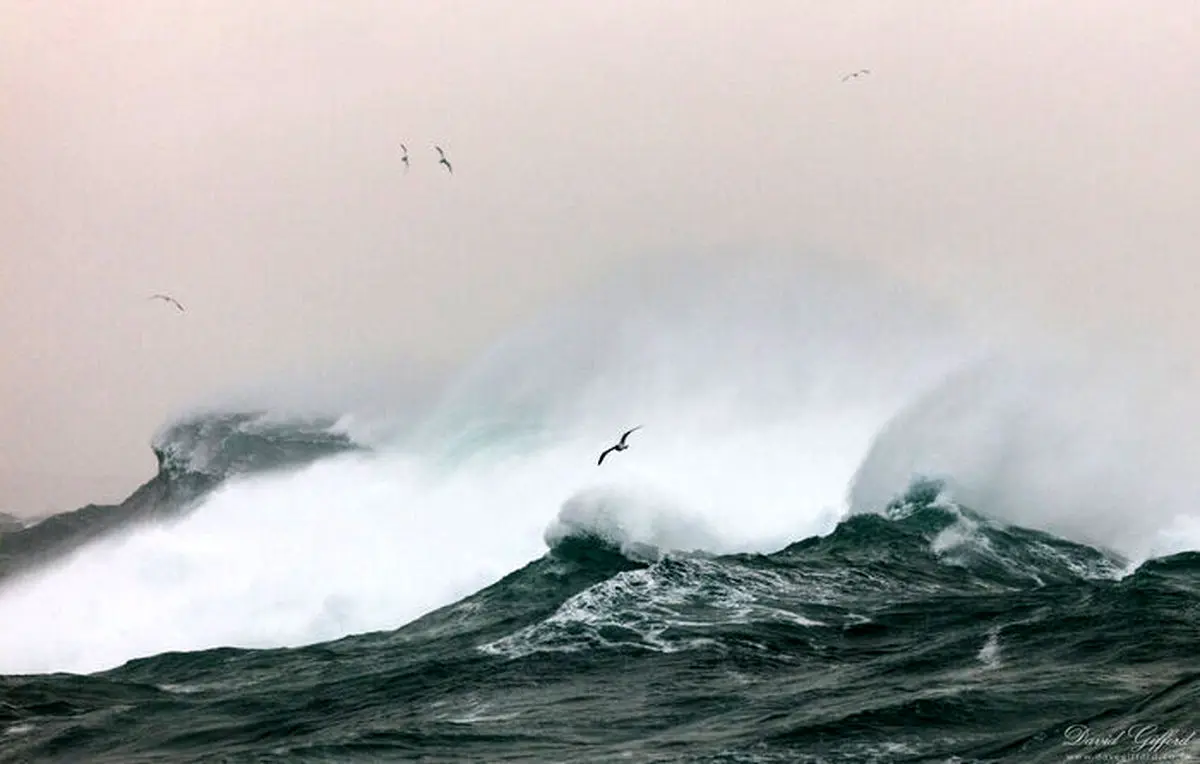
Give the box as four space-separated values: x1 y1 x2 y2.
434 145 453 174
598 426 642 465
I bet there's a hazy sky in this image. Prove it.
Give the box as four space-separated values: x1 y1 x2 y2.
3 1 1198 515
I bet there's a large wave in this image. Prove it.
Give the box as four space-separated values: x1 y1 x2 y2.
0 251 1196 675
849 352 1200 562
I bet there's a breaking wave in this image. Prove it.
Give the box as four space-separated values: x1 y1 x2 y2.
0 252 1196 677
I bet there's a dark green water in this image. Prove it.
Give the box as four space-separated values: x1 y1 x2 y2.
2 484 1196 763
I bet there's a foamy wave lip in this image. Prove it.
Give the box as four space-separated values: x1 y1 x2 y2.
328 412 390 448
544 486 721 561
1145 514 1200 561
151 409 357 480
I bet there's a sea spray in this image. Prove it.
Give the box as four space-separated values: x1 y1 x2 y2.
849 353 1200 562
0 253 978 674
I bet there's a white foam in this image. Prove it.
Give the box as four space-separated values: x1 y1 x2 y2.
0 254 976 675
851 354 1200 563
977 627 1002 669
480 556 824 659
545 485 721 559
0 403 887 675
1145 514 1200 560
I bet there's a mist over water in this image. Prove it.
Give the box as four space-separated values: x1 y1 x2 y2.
0 252 1196 676
850 351 1200 563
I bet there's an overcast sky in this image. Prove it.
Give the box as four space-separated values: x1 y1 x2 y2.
3 1 1198 515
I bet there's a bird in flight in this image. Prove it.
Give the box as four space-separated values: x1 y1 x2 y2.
597 426 642 465
841 68 871 82
434 145 453 174
149 294 185 312
400 143 410 172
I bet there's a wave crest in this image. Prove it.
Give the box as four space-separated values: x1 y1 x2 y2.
850 358 1200 562
152 410 362 482
544 486 721 562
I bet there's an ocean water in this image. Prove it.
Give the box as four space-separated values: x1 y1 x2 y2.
1 258 1197 763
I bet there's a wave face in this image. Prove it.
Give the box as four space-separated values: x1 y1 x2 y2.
0 412 360 586
0 254 978 675
150 410 363 483
1 482 1196 763
0 253 1197 761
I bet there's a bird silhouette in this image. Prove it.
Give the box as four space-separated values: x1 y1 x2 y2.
149 294 185 312
841 68 871 82
400 143 410 172
597 426 642 465
434 145 453 174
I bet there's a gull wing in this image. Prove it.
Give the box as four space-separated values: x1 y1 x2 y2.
597 446 618 465
150 294 185 312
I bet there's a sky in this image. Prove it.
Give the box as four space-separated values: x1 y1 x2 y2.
2 1 1199 516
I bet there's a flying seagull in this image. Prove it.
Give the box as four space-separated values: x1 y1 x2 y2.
149 294 185 312
434 145 453 174
597 426 641 466
400 143 410 172
841 68 871 82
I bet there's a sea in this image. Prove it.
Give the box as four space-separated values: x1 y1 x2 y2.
1 259 1197 763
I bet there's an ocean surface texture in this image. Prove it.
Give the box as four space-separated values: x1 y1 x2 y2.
1 268 1197 762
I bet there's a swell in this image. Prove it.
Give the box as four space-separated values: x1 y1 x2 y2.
0 253 977 675
4 251 1199 683
0 493 1194 763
